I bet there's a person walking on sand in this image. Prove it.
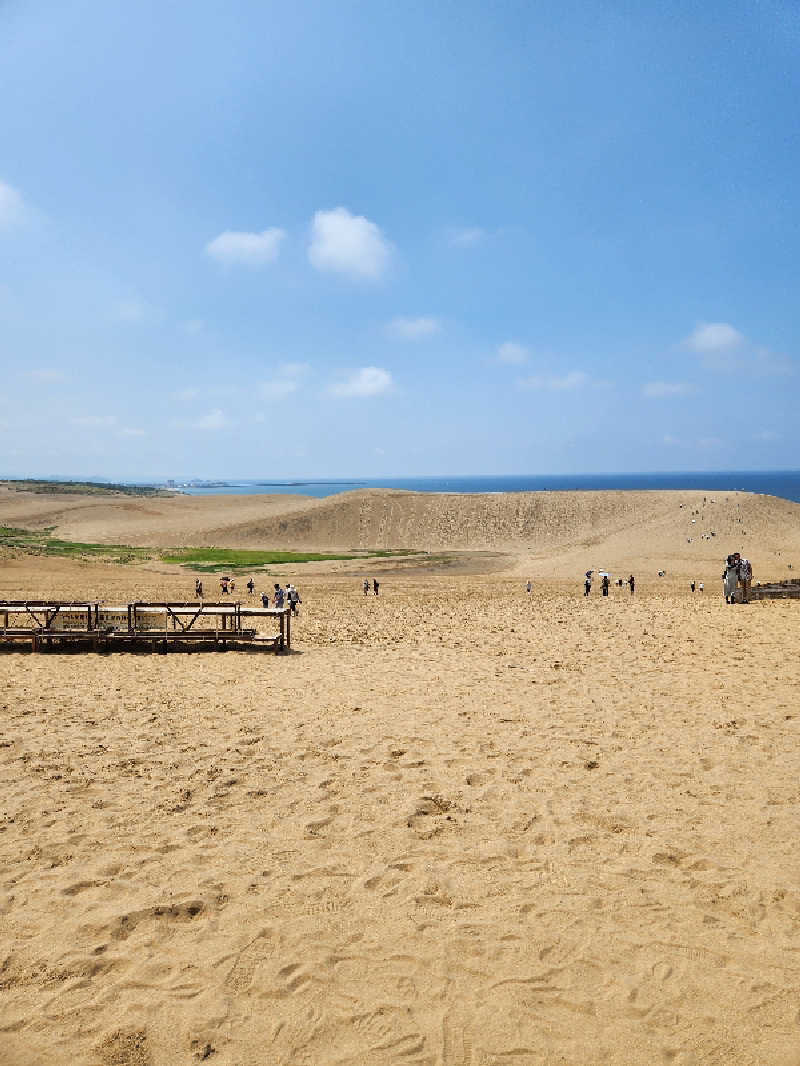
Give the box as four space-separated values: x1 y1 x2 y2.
195 578 203 599
274 583 284 609
584 575 592 597
220 576 229 595
288 584 300 615
363 579 369 596
373 578 379 597
734 552 752 603
723 554 738 603
246 577 255 595
602 574 610 597
526 580 532 595
628 574 635 596
261 589 269 608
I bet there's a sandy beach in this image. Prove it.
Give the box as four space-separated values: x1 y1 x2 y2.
2 487 800 1066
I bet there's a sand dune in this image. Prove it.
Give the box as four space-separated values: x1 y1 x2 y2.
2 488 800 1065
3 485 800 582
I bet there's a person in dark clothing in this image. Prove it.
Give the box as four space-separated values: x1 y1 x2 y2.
602 574 610 597
584 578 591 597
261 590 269 608
247 578 255 595
373 578 379 597
195 579 203 599
628 574 635 596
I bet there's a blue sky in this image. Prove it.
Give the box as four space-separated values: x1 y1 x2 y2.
1 0 798 480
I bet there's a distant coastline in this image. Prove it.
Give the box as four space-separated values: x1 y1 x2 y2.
6 471 800 506
169 470 800 505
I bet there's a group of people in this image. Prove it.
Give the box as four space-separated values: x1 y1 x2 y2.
261 582 301 614
583 572 635 597
723 552 752 604
362 578 380 596
194 577 301 614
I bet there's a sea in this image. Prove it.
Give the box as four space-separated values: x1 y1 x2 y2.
174 470 800 505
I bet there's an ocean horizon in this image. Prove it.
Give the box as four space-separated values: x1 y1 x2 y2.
171 469 800 505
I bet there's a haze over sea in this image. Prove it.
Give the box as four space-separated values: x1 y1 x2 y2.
177 469 800 505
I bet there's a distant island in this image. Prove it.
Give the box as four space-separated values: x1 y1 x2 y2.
1 479 172 498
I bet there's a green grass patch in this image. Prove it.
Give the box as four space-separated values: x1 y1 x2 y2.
161 547 418 571
0 525 422 570
0 525 151 562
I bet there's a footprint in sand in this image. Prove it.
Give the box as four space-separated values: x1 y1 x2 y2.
225 928 274 993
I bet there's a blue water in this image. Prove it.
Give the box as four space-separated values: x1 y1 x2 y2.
176 470 800 504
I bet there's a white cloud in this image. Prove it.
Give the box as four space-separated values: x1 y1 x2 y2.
642 381 694 398
309 207 391 280
206 227 286 266
388 316 441 339
684 322 745 352
448 226 486 248
497 341 529 365
0 181 27 229
330 366 393 397
683 321 793 375
119 427 146 438
517 370 589 391
193 409 229 430
71 415 117 428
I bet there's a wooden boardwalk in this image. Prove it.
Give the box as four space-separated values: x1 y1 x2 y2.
0 601 292 653
745 581 800 602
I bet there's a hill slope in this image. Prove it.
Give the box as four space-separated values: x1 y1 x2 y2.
2 485 799 580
